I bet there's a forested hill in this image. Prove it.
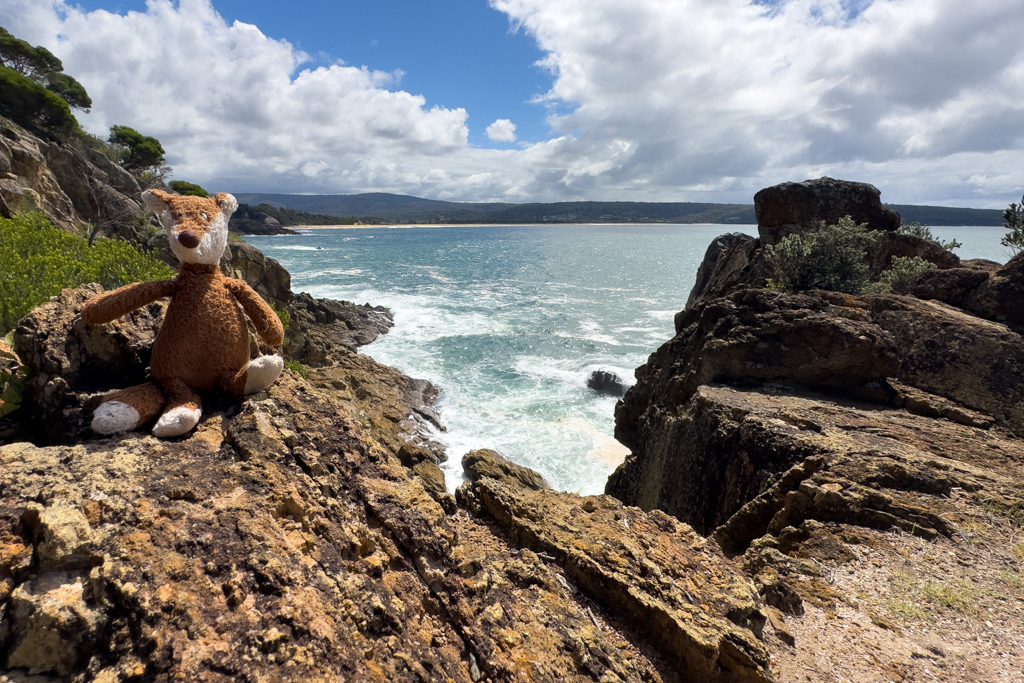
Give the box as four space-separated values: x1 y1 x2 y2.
234 192 1005 226
233 193 758 224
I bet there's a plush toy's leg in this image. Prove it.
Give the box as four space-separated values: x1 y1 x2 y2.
153 378 202 438
224 354 285 396
92 382 166 434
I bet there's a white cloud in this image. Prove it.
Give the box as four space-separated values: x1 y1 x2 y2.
489 0 1024 205
485 118 517 142
3 0 1024 206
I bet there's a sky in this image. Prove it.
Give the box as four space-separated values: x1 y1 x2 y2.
3 0 1024 207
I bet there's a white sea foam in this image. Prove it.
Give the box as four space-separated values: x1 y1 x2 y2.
244 223 734 495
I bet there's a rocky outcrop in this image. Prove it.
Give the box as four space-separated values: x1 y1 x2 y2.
0 117 141 234
686 179 960 311
12 285 165 445
0 290 776 683
612 288 1024 519
753 177 901 245
609 181 1024 681
463 449 549 491
284 292 393 365
9 283 404 448
685 232 763 308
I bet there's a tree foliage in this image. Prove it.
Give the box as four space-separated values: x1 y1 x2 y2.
897 221 961 252
1003 196 1024 254
168 180 209 197
44 72 91 111
0 212 174 333
0 26 90 112
0 27 62 80
0 65 77 140
109 125 166 172
765 216 879 294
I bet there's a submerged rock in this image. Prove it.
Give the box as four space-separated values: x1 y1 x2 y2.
586 369 627 397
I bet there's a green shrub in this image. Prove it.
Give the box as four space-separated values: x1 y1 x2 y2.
874 256 938 294
0 65 77 140
168 180 209 197
898 221 961 252
0 212 175 333
764 216 878 294
284 359 307 378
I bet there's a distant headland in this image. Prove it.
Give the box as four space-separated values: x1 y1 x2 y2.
233 191 1004 227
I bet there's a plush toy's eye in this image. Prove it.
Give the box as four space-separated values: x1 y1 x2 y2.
200 212 209 220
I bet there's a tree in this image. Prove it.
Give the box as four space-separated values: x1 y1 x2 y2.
0 27 87 108
45 72 91 111
0 65 77 140
1002 195 1024 254
168 180 209 197
109 125 166 172
0 27 62 80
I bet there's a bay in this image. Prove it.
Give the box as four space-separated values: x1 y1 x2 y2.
245 223 1009 495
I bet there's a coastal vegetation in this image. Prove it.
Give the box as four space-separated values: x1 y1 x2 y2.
874 255 937 294
764 217 878 293
1003 195 1024 253
0 26 90 141
0 212 173 334
168 180 209 197
229 202 368 233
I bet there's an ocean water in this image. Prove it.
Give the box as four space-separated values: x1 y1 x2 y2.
245 223 1010 495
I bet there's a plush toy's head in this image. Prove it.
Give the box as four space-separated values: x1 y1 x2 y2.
143 190 238 266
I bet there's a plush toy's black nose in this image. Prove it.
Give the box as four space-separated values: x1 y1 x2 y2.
177 230 202 249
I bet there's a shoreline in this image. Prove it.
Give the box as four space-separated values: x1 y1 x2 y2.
286 222 753 229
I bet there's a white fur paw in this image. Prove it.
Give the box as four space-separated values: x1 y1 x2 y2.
244 354 285 394
92 401 140 434
152 406 202 438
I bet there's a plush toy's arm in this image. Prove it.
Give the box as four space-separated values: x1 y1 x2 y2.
81 279 177 325
225 280 285 346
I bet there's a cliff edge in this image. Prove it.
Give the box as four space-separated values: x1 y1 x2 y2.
609 178 1024 681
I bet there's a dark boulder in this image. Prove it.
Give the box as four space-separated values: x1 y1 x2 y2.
685 232 763 308
586 370 627 397
913 267 991 308
754 177 901 245
962 251 1024 331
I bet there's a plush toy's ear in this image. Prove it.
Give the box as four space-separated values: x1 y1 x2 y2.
214 192 238 216
143 189 172 214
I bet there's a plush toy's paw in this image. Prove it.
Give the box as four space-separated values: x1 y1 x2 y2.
244 354 285 394
92 401 140 434
152 406 202 438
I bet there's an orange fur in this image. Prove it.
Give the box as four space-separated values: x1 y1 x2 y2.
85 191 284 436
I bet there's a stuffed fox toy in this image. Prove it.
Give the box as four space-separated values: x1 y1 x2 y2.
81 189 285 438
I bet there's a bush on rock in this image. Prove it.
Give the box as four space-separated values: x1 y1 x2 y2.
764 216 878 293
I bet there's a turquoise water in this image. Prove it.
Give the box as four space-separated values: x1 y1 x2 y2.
246 223 1009 494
